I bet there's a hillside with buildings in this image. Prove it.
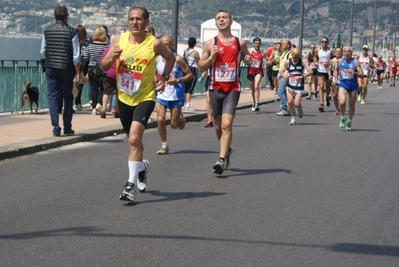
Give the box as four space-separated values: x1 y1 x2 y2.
0 0 398 49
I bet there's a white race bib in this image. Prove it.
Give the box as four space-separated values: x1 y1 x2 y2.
117 68 141 96
215 62 237 82
340 69 353 79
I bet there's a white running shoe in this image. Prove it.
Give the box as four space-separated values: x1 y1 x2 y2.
137 159 150 192
289 118 296 125
119 182 136 201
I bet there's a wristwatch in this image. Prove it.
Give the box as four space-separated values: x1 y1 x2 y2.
162 73 169 81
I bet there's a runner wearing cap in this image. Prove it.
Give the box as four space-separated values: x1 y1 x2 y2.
357 45 374 105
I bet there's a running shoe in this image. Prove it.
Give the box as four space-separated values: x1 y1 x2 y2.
360 99 365 105
255 104 260 112
357 94 362 102
326 95 330 107
179 113 186 130
306 94 311 100
213 159 225 175
335 109 340 115
185 106 196 112
157 145 169 155
225 146 234 170
251 103 256 112
346 121 352 131
298 108 303 118
313 94 318 100
276 110 289 116
137 159 150 192
119 182 136 201
318 105 325 112
339 117 346 128
289 118 296 125
204 120 213 128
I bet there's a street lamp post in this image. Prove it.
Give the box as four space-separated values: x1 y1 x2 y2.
171 0 179 52
298 0 304 53
372 0 378 56
349 0 354 47
393 0 398 57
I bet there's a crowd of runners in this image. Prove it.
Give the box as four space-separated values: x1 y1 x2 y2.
43 5 397 202
256 38 399 129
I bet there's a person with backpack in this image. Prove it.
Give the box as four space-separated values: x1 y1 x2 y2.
83 26 109 115
183 37 200 111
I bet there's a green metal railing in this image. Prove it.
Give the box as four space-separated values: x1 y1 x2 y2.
1 60 48 113
0 61 256 114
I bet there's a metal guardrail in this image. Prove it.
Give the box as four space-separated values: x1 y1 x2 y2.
0 61 256 114
1 60 49 114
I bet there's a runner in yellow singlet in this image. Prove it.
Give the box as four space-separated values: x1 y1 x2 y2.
101 6 175 202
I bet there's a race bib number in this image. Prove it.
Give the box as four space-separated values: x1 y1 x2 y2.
215 62 237 82
340 69 353 79
310 62 316 69
289 74 300 86
117 68 142 95
250 60 261 68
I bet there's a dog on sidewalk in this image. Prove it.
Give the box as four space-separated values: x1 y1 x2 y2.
21 80 39 114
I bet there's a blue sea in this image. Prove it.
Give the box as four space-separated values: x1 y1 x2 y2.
0 37 42 61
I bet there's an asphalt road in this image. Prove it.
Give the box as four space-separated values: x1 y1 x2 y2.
1 83 399 267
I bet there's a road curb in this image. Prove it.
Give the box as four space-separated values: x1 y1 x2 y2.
0 96 279 161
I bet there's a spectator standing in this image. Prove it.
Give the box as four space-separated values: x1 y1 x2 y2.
83 26 109 115
40 6 80 136
183 37 201 111
74 25 90 111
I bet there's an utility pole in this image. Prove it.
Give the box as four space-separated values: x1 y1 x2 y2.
171 0 179 52
298 0 304 53
394 0 398 57
372 0 378 56
349 0 354 47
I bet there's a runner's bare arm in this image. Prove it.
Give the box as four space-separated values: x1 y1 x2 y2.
303 61 313 78
314 49 319 66
154 38 175 92
101 34 121 71
354 59 365 78
240 40 252 65
170 55 193 85
334 59 340 83
278 60 288 79
154 38 175 78
198 39 217 73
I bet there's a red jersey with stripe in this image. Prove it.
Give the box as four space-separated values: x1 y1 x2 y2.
248 48 263 75
210 36 241 92
390 60 397 73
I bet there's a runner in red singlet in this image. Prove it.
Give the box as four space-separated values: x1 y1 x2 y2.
199 9 252 175
247 37 264 111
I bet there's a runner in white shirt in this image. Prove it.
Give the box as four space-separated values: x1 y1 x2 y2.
357 45 374 105
314 37 332 112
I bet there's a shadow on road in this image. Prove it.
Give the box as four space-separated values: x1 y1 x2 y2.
2 227 399 257
225 168 292 178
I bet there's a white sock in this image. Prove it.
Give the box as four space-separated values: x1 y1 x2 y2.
162 142 168 148
128 161 142 185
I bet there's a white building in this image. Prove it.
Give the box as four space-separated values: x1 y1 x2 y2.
199 18 242 44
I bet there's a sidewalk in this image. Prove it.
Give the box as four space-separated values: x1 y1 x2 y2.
0 87 279 160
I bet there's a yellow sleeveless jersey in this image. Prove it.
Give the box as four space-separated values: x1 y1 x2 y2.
116 32 156 106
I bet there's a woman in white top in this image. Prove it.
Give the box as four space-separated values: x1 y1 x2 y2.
183 37 200 111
